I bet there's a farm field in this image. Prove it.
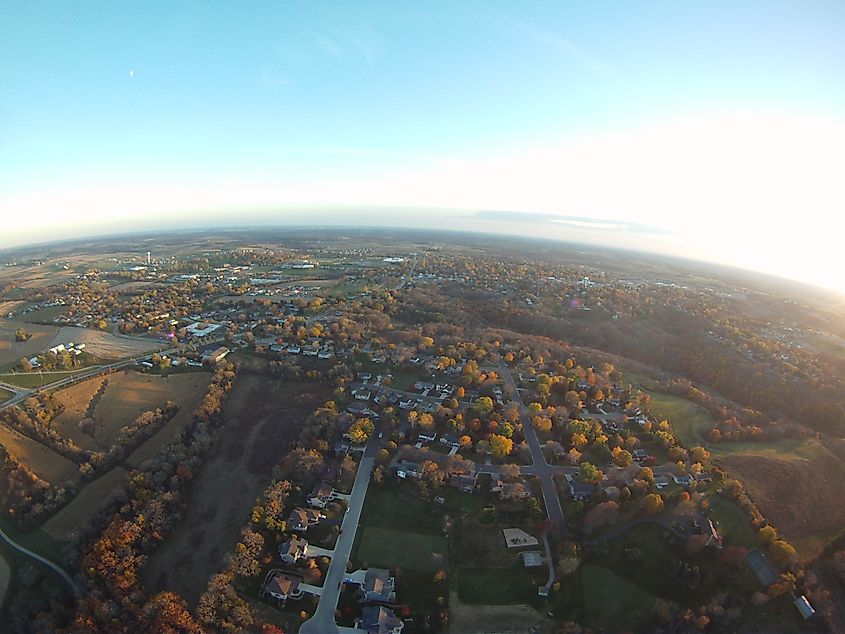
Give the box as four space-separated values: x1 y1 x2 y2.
41 467 128 540
46 327 163 359
51 371 211 453
143 368 330 606
0 319 59 368
48 375 109 451
0 425 79 485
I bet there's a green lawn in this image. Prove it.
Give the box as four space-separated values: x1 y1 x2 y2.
645 392 716 447
355 526 447 571
581 565 656 632
358 482 444 534
707 496 758 549
0 387 13 404
585 523 750 607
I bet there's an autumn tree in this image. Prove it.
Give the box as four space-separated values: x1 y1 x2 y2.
579 461 602 484
642 493 664 515
758 525 777 545
533 415 552 433
611 448 633 468
231 529 264 577
489 434 514 458
473 396 494 416
769 539 797 567
583 501 620 534
347 418 374 444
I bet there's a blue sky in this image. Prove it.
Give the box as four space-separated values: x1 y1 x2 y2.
2 1 844 289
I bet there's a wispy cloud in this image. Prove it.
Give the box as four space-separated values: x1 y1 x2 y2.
469 1 612 77
310 32 346 60
256 65 294 88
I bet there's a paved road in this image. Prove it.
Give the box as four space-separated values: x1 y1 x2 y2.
393 253 418 292
0 524 77 594
497 364 567 534
494 364 569 595
0 344 201 415
300 439 379 634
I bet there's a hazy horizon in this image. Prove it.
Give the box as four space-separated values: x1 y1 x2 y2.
2 2 844 291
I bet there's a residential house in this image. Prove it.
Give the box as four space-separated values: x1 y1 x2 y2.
448 473 477 493
307 482 334 509
417 430 437 443
354 389 372 401
358 606 404 634
288 507 324 532
440 433 460 449
357 568 396 603
265 571 303 602
334 440 352 455
566 476 596 501
654 475 670 490
673 474 694 488
632 449 651 463
348 402 372 416
395 461 421 480
279 536 308 564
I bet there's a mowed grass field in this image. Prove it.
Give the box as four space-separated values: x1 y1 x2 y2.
356 526 447 571
41 467 128 540
580 565 656 632
645 392 716 448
